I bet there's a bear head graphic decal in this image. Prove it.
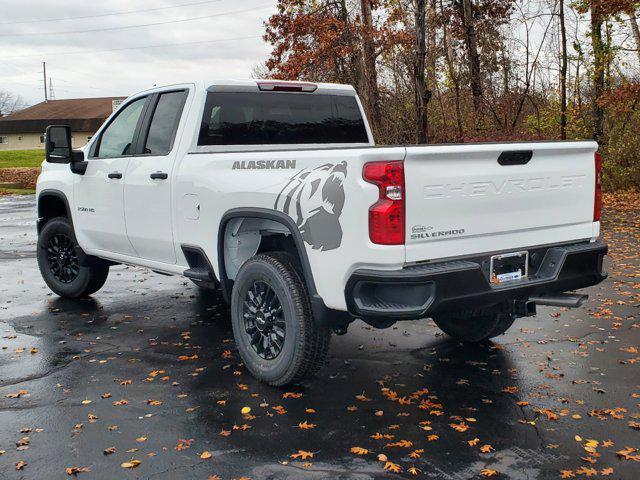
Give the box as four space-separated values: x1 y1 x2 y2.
275 162 348 252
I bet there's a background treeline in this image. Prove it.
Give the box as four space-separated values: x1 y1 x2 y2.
260 0 640 190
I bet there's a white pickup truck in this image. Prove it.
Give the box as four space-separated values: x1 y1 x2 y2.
36 80 608 385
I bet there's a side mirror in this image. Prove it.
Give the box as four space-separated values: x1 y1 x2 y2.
45 125 87 174
45 125 72 164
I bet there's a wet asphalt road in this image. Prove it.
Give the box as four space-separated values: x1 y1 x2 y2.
0 195 638 480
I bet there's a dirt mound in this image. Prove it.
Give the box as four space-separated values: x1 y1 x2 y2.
0 167 40 190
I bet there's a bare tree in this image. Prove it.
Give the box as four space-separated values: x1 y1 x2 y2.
414 0 431 143
456 0 483 122
0 90 25 118
559 0 568 140
360 0 382 135
627 7 640 66
591 1 605 142
441 0 464 140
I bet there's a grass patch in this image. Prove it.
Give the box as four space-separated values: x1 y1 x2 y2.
0 188 36 195
0 149 45 169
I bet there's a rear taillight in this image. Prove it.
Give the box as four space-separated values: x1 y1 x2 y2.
363 161 405 245
594 152 603 222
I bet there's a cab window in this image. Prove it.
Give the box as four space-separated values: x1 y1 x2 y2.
95 97 147 158
142 91 187 156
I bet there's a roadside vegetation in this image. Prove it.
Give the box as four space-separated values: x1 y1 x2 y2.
263 1 640 190
0 149 42 195
0 149 44 169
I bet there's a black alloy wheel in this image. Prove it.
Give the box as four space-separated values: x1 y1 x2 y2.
37 216 110 298
230 252 332 386
46 233 80 284
243 281 286 360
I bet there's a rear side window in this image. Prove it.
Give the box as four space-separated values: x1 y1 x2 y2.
143 91 187 155
198 92 369 146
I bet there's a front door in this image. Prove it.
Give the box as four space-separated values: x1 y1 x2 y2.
73 96 149 256
123 90 188 264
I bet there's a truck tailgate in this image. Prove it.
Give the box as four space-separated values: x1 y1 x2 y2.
403 142 598 263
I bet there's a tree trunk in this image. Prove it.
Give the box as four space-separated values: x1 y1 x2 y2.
414 0 431 143
559 0 568 140
338 0 362 96
591 2 605 143
360 0 381 136
458 0 483 123
426 0 437 138
441 0 463 140
628 9 640 65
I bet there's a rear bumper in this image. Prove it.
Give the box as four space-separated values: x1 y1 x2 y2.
345 240 608 320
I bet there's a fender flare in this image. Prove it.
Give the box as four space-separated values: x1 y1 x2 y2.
37 189 73 233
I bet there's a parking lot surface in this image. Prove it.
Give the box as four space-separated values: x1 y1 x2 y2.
0 194 638 479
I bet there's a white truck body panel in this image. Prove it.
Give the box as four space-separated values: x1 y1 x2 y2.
175 146 407 310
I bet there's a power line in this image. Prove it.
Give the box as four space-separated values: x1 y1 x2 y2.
0 0 225 25
4 35 262 58
0 4 272 37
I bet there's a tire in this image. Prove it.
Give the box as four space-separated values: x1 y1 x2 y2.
433 311 516 343
37 217 109 299
230 252 331 386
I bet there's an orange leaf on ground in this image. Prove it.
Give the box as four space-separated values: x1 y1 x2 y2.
290 450 314 460
297 421 316 430
480 468 499 477
383 461 402 473
350 447 369 455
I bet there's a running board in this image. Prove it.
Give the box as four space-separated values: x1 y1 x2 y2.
529 293 588 308
181 245 216 283
183 267 214 282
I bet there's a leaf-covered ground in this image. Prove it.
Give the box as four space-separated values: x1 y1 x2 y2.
0 193 638 479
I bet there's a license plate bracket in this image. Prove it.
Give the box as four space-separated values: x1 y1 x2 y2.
490 251 529 285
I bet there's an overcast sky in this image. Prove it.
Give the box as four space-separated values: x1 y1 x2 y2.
1 0 278 106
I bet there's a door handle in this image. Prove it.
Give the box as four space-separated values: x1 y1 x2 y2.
108 172 123 179
150 172 168 180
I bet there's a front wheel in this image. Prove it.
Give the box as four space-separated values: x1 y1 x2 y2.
37 217 109 299
433 311 516 343
230 253 331 386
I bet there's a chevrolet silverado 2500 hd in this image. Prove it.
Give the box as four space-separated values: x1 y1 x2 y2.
36 80 608 386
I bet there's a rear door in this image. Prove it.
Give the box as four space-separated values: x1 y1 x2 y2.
403 142 598 263
123 89 189 264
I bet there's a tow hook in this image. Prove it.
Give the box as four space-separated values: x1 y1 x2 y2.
332 325 349 336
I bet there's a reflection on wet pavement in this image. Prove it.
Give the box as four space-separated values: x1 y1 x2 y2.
0 194 638 479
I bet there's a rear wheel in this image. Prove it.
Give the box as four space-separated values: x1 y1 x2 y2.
231 252 331 386
433 311 516 343
37 217 109 299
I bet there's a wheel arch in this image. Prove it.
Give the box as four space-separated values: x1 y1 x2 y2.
37 189 73 234
218 208 319 302
218 208 352 328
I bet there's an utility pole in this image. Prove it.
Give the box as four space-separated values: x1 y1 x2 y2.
42 61 48 102
49 78 55 100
